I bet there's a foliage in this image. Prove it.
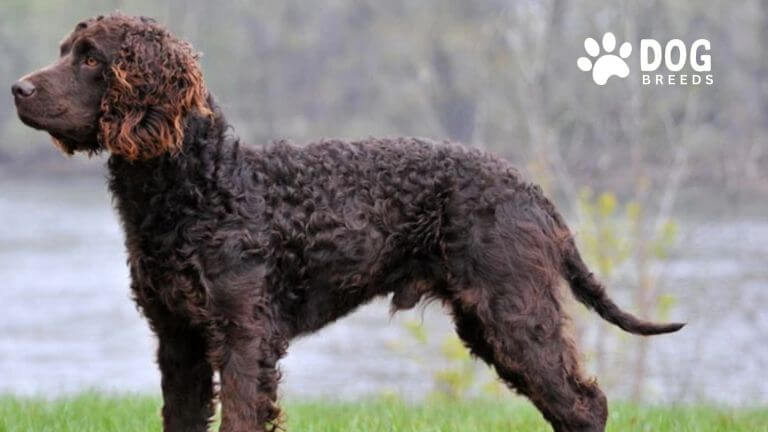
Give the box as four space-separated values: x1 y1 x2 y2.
576 188 679 280
576 189 634 279
392 319 503 401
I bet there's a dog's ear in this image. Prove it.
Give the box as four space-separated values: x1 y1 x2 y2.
99 25 211 160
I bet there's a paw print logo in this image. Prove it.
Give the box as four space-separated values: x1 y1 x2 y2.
577 32 632 85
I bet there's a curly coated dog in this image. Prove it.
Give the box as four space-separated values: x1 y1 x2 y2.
12 13 683 432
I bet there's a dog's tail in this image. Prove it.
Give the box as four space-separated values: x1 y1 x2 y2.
535 190 684 336
559 236 684 335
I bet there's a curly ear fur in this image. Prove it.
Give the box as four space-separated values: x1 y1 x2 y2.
100 20 211 160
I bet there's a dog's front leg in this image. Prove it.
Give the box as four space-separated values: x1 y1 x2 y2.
218 322 285 432
154 321 216 432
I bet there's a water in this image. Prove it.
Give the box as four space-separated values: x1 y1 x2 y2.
1 177 766 404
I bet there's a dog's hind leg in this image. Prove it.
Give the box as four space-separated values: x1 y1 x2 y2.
450 281 607 432
445 199 608 431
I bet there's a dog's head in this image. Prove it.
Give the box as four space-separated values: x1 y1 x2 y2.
12 13 211 160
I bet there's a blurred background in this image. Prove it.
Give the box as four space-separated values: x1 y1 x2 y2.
1 0 766 406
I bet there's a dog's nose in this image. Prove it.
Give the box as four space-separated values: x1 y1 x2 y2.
11 80 36 98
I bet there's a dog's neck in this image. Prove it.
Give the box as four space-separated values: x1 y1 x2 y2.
106 101 238 227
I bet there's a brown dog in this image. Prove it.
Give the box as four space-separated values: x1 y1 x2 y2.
12 13 683 432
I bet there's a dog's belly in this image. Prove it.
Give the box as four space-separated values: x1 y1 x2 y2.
278 242 439 337
285 277 433 337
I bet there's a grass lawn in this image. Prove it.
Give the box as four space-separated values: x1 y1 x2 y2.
1 393 767 431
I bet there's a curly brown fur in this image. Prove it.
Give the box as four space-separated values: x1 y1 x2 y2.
13 13 684 432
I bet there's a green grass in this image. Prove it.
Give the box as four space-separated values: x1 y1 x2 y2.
1 393 767 432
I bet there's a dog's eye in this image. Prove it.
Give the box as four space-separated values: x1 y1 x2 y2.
83 56 100 67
